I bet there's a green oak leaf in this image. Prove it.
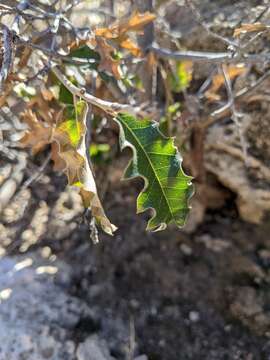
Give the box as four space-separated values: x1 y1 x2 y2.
115 113 193 231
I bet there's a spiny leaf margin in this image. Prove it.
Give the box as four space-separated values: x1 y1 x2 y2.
115 113 193 231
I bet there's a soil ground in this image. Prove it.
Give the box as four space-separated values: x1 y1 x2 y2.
1 160 270 360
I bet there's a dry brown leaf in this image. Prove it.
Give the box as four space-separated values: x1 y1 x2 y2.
20 100 116 235
95 11 155 39
205 64 247 101
234 23 269 37
53 101 116 234
119 11 156 34
120 38 142 57
95 37 121 79
68 37 92 51
95 27 118 39
27 95 55 124
55 141 116 233
20 109 53 154
54 145 116 234
57 149 85 184
94 11 155 56
51 141 66 171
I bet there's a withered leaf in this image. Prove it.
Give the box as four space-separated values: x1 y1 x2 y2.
51 141 66 171
95 11 155 56
20 99 116 235
20 109 52 154
54 100 116 235
205 64 247 101
234 23 269 37
120 38 142 57
95 11 156 38
94 37 121 79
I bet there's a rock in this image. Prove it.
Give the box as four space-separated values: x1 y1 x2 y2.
180 243 193 256
230 254 266 282
196 234 230 253
0 253 91 360
205 115 270 224
76 335 115 360
189 311 200 323
230 286 270 335
134 356 148 360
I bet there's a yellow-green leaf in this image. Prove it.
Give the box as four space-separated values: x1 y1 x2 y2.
53 100 116 235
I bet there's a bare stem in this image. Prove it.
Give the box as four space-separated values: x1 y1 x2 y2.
150 45 270 64
52 66 136 115
221 64 248 164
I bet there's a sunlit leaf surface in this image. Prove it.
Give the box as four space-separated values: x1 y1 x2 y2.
116 113 193 231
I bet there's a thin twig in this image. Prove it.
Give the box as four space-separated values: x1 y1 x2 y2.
52 66 136 115
0 25 14 88
221 64 248 164
235 69 270 98
150 45 270 64
150 45 232 62
240 31 264 53
83 105 99 244
197 65 216 97
16 37 95 66
135 0 155 102
208 69 270 120
22 153 51 189
254 5 270 23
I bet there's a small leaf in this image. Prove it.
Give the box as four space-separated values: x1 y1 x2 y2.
68 46 100 71
168 102 181 115
59 82 74 105
95 11 156 38
94 37 121 79
169 61 193 92
90 143 111 164
120 38 142 57
20 110 52 154
120 11 156 33
205 64 246 101
70 46 100 61
65 45 114 82
51 141 66 171
178 61 193 91
115 113 193 231
95 11 155 56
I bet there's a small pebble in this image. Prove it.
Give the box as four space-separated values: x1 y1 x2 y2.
180 243 192 256
189 311 200 323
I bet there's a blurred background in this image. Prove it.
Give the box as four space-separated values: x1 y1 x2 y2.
0 0 270 359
